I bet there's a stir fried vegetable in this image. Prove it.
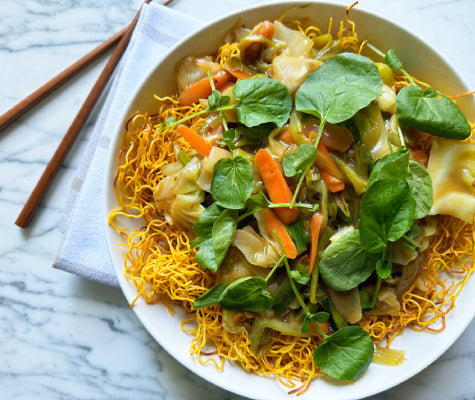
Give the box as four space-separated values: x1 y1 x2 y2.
110 6 475 393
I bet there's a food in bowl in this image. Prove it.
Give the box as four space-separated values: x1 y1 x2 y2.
109 3 474 394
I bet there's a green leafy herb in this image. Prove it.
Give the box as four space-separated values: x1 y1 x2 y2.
212 209 238 267
301 311 329 334
319 229 379 291
396 86 471 140
211 156 255 209
359 179 416 253
313 325 374 381
384 48 403 70
407 160 433 219
222 128 236 150
192 205 237 272
193 277 274 311
366 147 410 187
289 269 311 285
285 218 310 253
233 77 292 127
282 144 317 177
192 283 228 309
237 122 275 140
295 53 383 125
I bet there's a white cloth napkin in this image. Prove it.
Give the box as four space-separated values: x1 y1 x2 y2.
53 3 203 287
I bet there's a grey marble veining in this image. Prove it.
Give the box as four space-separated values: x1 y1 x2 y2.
1 0 474 399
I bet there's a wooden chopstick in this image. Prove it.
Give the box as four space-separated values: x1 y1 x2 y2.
0 27 126 132
14 4 147 228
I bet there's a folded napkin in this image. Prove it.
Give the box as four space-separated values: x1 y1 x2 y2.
53 3 203 287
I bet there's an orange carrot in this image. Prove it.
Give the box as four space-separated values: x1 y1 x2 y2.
309 213 324 274
310 320 331 336
178 70 231 107
277 128 296 145
176 125 212 157
255 20 274 39
263 209 297 259
316 142 345 193
255 149 298 225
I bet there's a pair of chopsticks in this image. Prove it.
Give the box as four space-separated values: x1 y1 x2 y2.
7 0 172 228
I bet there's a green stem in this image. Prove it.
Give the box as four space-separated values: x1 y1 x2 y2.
290 119 327 207
265 254 285 283
369 276 382 308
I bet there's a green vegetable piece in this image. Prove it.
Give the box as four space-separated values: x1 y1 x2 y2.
237 122 275 140
219 277 274 311
384 48 403 70
211 156 255 209
295 53 383 124
319 229 379 291
396 86 471 140
376 253 392 279
207 89 230 110
283 143 317 177
193 283 228 309
222 128 236 150
408 160 433 219
191 204 222 247
192 205 237 272
359 179 416 253
289 270 310 285
233 77 292 128
314 325 374 381
285 218 310 253
367 147 410 187
301 311 330 334
212 209 238 267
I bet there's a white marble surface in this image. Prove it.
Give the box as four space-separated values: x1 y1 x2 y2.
1 0 474 399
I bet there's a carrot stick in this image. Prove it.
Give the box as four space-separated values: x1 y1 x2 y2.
316 142 345 193
255 21 274 39
263 209 297 259
255 149 298 225
309 213 324 274
178 70 231 107
277 128 296 145
310 320 331 336
176 125 212 157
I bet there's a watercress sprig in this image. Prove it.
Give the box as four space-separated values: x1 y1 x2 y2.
367 44 471 140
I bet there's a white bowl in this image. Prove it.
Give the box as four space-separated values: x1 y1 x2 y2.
104 2 475 399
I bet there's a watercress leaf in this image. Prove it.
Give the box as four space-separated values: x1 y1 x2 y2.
367 147 410 187
212 209 238 267
302 312 330 333
233 77 292 128
244 191 271 214
295 53 383 124
191 204 222 247
384 48 403 70
194 238 218 272
283 144 317 177
219 277 274 311
285 218 310 253
223 128 236 150
237 122 275 140
396 85 471 140
314 325 374 381
207 90 221 110
211 156 255 209
289 270 310 285
319 229 379 291
193 283 228 310
408 160 433 219
359 179 416 253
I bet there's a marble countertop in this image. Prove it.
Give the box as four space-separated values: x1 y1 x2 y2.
1 0 474 399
